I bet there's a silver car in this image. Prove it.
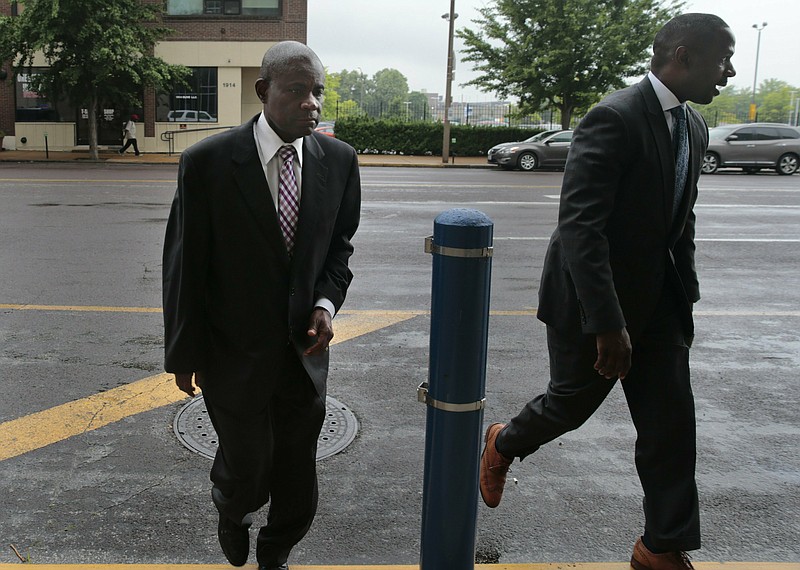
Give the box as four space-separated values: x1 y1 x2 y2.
487 129 573 171
702 123 800 175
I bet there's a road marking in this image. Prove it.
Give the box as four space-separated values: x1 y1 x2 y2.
0 178 173 184
695 238 800 243
0 311 418 462
0 303 162 313
0 561 800 570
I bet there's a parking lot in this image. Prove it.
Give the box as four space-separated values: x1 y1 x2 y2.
0 163 798 565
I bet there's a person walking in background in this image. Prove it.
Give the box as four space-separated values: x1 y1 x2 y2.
119 114 140 156
162 41 361 570
479 13 735 570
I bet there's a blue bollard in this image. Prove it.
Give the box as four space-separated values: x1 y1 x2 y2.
419 208 493 570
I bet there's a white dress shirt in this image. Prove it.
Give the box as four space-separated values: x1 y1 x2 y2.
253 112 335 318
647 71 684 138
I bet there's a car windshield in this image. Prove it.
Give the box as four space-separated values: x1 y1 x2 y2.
524 130 560 143
709 126 738 141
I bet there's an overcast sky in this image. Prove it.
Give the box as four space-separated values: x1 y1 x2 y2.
307 0 800 103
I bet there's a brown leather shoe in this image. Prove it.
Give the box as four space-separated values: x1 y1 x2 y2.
479 422 513 508
631 537 694 570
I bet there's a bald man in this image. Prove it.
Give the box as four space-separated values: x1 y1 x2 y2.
163 41 361 570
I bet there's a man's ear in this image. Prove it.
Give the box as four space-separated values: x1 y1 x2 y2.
255 78 268 102
674 45 690 67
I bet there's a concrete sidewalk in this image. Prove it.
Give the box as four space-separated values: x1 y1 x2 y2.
0 149 491 168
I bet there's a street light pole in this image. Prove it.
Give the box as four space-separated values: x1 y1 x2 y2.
441 0 457 164
750 22 767 122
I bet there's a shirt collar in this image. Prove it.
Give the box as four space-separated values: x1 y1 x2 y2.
255 112 304 166
648 71 682 112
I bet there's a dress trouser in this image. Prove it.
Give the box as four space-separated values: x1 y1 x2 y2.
497 288 701 552
204 344 326 566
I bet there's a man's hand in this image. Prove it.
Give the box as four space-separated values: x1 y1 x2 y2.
305 307 333 356
594 328 632 380
175 372 202 397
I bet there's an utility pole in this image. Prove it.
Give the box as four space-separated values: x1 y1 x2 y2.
441 0 457 164
750 22 767 122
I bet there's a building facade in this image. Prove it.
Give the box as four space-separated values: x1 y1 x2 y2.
0 0 308 153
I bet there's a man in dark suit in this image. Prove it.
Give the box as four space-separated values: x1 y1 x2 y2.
162 41 360 570
479 14 735 570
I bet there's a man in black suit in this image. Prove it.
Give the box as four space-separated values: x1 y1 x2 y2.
162 41 360 570
479 14 735 570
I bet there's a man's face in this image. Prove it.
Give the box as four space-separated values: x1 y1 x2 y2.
684 27 736 104
259 57 325 142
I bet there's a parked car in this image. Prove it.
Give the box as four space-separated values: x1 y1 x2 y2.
487 129 573 171
167 109 216 122
315 122 335 137
702 123 800 175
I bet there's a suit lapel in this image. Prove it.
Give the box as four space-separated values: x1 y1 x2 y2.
638 78 675 232
232 116 291 264
292 134 328 264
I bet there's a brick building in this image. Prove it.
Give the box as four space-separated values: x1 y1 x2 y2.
0 0 308 153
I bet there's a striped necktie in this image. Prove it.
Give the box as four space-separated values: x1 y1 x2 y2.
277 145 300 254
670 105 688 222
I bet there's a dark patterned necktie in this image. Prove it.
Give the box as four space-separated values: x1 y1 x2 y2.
277 145 300 254
670 105 688 222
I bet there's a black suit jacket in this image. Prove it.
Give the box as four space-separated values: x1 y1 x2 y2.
537 77 707 342
162 115 361 402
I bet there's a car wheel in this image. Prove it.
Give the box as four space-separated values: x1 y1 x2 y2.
518 152 538 171
702 152 719 174
775 153 798 175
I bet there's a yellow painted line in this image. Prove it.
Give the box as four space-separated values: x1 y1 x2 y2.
0 303 161 313
0 562 800 570
0 372 180 462
0 178 172 183
0 311 417 462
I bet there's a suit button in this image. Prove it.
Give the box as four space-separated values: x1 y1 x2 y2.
290 287 296 296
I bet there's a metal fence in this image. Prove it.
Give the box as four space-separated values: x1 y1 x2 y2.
325 100 581 129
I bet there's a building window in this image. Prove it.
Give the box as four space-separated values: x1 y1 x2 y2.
167 0 280 16
14 71 75 122
158 67 218 123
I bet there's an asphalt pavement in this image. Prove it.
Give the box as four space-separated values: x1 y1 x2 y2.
0 162 798 569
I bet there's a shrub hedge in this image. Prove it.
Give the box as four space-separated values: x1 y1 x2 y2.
333 117 549 157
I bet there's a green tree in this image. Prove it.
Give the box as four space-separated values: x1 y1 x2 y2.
8 0 189 159
757 79 796 123
367 68 409 119
337 68 371 112
321 68 342 121
407 91 432 121
458 0 683 128
693 79 799 125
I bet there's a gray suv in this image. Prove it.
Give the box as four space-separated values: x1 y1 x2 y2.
702 123 800 175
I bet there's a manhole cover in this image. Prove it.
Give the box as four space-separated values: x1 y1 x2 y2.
174 395 358 461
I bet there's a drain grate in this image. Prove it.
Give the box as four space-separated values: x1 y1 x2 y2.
173 395 358 461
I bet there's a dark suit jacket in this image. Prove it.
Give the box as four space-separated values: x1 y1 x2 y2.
537 77 707 342
162 115 361 403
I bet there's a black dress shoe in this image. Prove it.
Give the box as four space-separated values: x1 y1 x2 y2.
217 515 250 566
258 565 288 570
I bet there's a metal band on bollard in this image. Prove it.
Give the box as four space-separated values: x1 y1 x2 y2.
425 236 493 259
417 381 486 412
